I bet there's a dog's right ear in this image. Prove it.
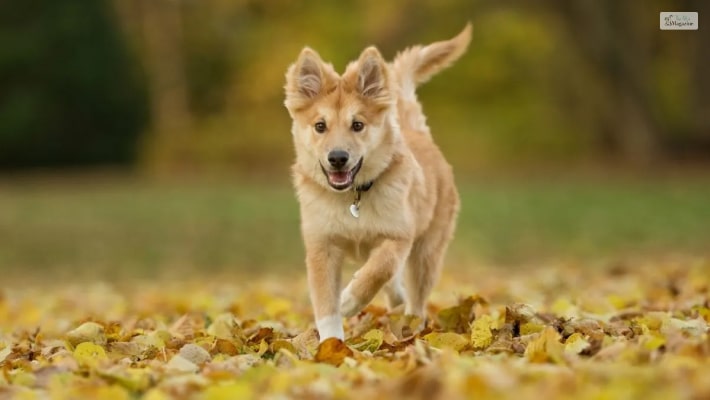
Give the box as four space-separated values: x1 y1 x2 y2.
285 48 333 111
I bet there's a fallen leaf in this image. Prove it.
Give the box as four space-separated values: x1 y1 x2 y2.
165 354 199 373
314 338 353 366
348 329 384 353
424 332 469 352
0 345 11 363
179 343 211 364
73 342 107 367
524 327 565 364
202 381 254 400
66 322 106 347
564 333 591 355
470 315 495 349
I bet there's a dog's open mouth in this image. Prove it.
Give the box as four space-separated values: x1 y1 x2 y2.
321 158 363 191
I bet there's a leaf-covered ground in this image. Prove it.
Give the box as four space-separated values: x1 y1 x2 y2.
1 259 709 399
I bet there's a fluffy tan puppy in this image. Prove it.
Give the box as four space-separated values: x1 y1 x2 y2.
284 24 471 341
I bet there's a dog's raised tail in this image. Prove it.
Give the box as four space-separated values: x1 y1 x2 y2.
393 23 472 99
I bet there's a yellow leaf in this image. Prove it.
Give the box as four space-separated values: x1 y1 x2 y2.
436 295 487 331
564 333 590 355
95 385 131 400
143 389 169 400
9 370 36 387
73 342 107 367
100 367 152 392
207 313 238 339
66 321 106 347
257 339 269 357
271 339 296 355
388 314 424 339
550 298 576 317
424 332 469 352
694 306 710 323
635 313 664 332
607 294 632 310
524 327 565 364
264 298 291 317
521 322 546 335
642 335 666 351
436 306 466 332
131 333 166 351
470 315 494 349
14 388 40 400
349 329 385 353
203 381 254 400
314 338 353 366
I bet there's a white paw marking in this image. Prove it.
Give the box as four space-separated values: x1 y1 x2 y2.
316 314 344 342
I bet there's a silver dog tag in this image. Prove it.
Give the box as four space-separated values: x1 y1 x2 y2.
349 203 360 218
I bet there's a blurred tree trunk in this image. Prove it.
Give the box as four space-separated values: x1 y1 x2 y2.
113 0 192 137
140 0 192 136
541 0 662 165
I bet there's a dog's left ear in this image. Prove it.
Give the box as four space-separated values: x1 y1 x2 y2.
355 47 390 103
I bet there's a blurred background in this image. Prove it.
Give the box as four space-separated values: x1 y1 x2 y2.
0 0 708 281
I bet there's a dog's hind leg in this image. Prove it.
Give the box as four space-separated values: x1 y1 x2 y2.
383 267 405 310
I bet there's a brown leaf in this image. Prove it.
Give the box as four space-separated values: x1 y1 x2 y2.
524 327 565 364
314 338 353 366
213 339 239 356
436 295 488 333
291 328 319 359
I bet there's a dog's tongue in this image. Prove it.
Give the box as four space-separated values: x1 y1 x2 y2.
328 171 351 185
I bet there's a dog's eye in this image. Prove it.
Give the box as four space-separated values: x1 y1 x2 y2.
314 121 327 133
351 121 365 132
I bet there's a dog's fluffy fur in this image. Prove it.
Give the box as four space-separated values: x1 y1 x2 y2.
284 24 471 341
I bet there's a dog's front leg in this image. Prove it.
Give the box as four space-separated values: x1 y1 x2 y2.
340 238 411 317
305 238 345 341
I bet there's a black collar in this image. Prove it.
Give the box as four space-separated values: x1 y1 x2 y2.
355 181 373 192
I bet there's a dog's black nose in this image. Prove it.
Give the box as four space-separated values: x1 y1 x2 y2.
327 150 349 169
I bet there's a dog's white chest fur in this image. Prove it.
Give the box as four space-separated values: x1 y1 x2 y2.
299 185 413 242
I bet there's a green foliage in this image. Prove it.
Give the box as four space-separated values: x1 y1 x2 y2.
151 0 705 172
0 0 148 168
0 0 706 170
1 176 708 278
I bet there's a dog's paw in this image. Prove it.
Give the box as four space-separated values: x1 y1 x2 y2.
316 315 344 342
340 286 365 318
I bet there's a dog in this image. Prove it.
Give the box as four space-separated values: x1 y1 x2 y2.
284 24 471 341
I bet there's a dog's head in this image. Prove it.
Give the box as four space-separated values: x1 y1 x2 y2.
284 47 398 192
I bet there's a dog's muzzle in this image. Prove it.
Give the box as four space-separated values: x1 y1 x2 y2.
320 157 363 191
